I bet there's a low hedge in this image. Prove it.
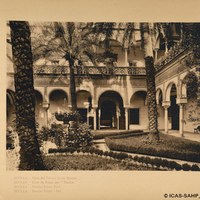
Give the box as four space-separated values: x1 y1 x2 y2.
105 136 200 163
48 147 77 154
92 130 143 140
48 146 200 171
48 146 129 160
131 155 200 171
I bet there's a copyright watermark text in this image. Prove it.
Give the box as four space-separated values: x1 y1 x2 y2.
164 194 199 198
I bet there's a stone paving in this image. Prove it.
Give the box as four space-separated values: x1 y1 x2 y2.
166 130 200 143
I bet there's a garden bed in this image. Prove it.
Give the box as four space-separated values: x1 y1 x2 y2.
92 130 143 140
105 132 200 163
43 155 153 170
46 147 200 171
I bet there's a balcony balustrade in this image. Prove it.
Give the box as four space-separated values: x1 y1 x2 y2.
33 65 146 76
155 41 189 71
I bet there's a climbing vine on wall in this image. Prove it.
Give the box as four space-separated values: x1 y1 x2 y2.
183 73 200 124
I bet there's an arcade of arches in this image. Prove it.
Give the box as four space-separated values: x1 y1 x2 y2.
7 72 200 134
6 71 199 135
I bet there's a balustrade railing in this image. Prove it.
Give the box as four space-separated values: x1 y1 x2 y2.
155 41 189 71
33 65 146 76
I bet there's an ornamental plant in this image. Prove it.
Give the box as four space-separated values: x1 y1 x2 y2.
55 111 81 124
191 164 200 171
182 163 191 171
39 123 66 147
66 122 93 148
6 127 15 149
174 163 182 171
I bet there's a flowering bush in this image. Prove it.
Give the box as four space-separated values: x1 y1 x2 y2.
66 122 93 148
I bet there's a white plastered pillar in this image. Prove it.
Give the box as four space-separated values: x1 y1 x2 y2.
177 98 187 137
162 101 170 134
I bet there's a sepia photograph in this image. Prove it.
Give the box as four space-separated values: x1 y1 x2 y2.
6 21 200 171
1 0 200 200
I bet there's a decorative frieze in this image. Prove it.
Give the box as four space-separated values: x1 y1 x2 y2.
33 66 146 76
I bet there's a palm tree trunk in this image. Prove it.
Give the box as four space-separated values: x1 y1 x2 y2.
69 59 77 112
10 21 45 170
141 23 159 141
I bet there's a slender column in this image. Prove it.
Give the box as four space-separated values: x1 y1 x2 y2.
93 107 97 130
176 98 187 137
117 115 120 130
162 102 170 134
43 102 49 127
124 48 129 66
87 112 89 126
125 108 129 130
116 107 120 130
98 108 101 130
84 102 89 125
164 107 169 133
179 104 184 137
165 40 168 54
43 87 49 127
154 49 158 62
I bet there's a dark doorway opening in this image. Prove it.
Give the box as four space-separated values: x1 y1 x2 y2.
98 91 125 130
168 84 179 130
170 96 179 130
100 101 116 129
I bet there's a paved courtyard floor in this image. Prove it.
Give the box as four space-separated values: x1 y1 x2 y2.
160 129 200 143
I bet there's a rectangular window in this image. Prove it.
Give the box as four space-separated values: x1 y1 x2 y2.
129 108 139 124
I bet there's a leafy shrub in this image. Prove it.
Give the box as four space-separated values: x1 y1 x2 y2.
77 149 80 153
99 150 104 156
161 159 169 168
143 157 151 166
104 151 109 156
117 152 129 160
39 123 66 147
191 164 200 171
128 155 132 159
153 158 162 168
182 163 191 171
133 155 139 162
137 156 145 164
131 155 184 170
168 161 178 170
6 127 15 149
174 163 182 171
66 122 93 148
39 127 51 141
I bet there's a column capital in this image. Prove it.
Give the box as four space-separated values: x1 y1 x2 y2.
176 98 187 105
162 101 170 109
124 106 131 109
123 39 129 49
43 102 49 109
93 105 98 110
